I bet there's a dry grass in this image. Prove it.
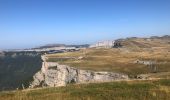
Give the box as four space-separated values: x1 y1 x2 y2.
0 79 170 100
46 47 170 77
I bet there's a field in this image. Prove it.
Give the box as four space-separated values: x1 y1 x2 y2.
46 47 170 77
0 79 170 100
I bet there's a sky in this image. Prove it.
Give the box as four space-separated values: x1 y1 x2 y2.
0 0 170 49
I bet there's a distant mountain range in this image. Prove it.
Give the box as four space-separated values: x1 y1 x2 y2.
34 44 90 49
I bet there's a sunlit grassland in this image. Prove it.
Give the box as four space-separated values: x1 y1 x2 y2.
46 48 170 77
0 79 170 100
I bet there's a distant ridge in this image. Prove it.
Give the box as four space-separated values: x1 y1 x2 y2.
34 44 89 49
89 35 170 49
115 35 170 49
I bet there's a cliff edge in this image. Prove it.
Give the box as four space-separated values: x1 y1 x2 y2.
29 55 129 88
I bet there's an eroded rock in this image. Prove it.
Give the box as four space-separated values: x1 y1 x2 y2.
30 55 129 88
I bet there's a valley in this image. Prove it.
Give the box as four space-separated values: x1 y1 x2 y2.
0 35 170 100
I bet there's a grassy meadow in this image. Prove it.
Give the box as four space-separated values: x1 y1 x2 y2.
0 79 170 100
46 47 170 77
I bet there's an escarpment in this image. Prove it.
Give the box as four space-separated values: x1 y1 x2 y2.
29 55 129 88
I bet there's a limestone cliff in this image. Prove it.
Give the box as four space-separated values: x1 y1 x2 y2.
30 55 129 88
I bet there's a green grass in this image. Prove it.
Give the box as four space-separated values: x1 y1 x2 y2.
0 79 170 100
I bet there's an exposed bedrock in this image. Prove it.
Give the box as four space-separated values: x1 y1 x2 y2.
30 56 129 88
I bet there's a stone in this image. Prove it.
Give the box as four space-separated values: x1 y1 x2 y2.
29 55 129 88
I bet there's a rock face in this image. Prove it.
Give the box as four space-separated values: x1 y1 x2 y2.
0 51 5 58
90 40 115 48
30 56 129 88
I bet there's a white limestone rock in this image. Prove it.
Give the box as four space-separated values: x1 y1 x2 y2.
30 56 129 88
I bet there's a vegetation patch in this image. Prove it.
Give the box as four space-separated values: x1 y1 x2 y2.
0 80 170 100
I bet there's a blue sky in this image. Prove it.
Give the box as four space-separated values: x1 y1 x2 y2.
0 0 170 49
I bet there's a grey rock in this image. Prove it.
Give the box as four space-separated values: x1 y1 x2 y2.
30 55 129 88
134 60 156 65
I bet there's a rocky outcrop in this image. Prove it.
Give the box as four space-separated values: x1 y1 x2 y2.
29 55 129 88
134 60 155 65
89 40 115 48
0 51 5 58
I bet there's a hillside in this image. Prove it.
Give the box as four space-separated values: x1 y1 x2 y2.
46 35 170 78
118 35 170 49
0 52 43 91
0 79 170 100
0 35 170 100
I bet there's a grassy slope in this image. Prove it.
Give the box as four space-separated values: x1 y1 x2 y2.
0 79 170 100
46 48 170 77
45 37 170 77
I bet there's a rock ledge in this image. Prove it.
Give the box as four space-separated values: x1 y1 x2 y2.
30 55 129 88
